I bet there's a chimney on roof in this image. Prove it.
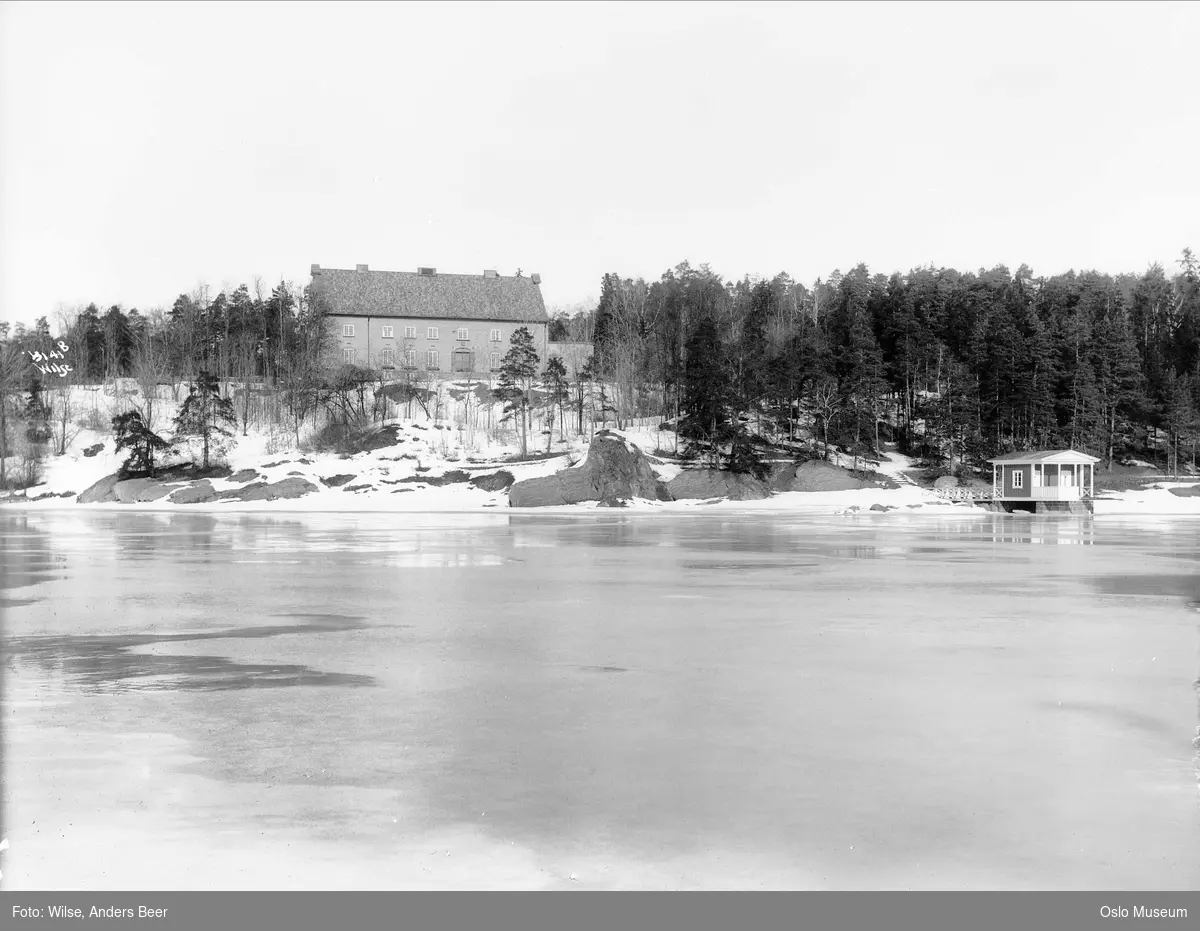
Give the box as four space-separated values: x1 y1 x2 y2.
530 273 541 285
356 264 369 272
418 267 436 276
310 264 321 275
483 269 499 279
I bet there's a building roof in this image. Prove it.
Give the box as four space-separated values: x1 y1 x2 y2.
988 449 1101 464
310 265 548 323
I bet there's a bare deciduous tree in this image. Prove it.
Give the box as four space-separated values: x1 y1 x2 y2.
49 381 80 455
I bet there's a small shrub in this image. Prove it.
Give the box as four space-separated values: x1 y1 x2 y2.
77 407 110 433
301 421 353 454
263 426 294 457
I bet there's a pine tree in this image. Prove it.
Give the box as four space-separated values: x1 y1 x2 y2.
1090 298 1144 468
591 273 619 380
679 316 733 468
112 410 173 477
1163 371 1199 477
493 327 540 458
173 370 235 471
23 378 52 445
543 356 570 444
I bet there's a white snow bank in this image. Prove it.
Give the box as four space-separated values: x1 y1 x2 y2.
1092 485 1200 516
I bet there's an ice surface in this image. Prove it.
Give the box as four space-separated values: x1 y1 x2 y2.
2 510 1199 890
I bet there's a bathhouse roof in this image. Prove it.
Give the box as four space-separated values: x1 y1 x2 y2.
987 449 1101 465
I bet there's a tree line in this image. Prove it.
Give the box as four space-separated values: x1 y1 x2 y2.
0 279 336 487
3 253 1199 488
568 252 1200 475
0 279 328 386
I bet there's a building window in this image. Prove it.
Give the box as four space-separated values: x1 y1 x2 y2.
343 348 354 364
404 326 417 339
489 351 500 370
381 325 394 338
456 327 469 340
426 349 439 370
426 327 439 340
1011 470 1023 489
490 328 502 342
404 349 416 368
342 324 355 337
381 349 395 368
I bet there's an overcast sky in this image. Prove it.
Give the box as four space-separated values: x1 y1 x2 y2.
1 0 1197 327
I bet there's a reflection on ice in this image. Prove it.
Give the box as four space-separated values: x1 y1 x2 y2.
385 552 505 568
979 515 1096 545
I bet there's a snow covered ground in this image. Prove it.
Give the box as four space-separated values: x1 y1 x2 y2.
3 386 1199 518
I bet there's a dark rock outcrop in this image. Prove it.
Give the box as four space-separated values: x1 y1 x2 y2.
508 431 672 507
321 474 356 487
82 443 105 458
1168 484 1200 497
666 469 772 501
216 484 266 500
169 482 216 504
237 477 319 501
228 469 261 483
787 460 869 492
768 462 801 492
396 469 470 487
469 470 515 492
114 478 158 503
31 490 78 500
78 473 121 504
350 425 402 453
135 483 180 502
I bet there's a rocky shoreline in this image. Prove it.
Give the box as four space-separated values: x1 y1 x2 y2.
7 428 1196 516
55 430 897 511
